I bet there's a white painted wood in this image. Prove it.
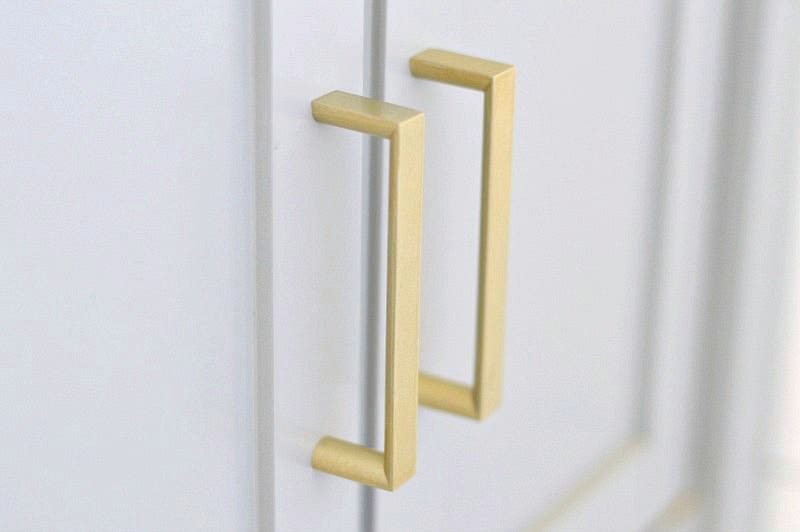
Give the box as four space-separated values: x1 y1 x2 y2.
0 2 258 530
372 1 727 530
270 1 367 530
762 483 800 532
693 0 800 530
5 0 793 529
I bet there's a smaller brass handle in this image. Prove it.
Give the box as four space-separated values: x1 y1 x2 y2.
410 49 516 420
310 91 424 491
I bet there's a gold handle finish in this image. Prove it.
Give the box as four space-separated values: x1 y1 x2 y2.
310 91 424 491
410 49 515 420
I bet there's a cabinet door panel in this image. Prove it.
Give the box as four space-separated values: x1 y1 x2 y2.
0 2 257 530
271 1 367 530
374 1 721 530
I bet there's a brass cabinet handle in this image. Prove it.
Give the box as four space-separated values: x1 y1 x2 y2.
410 49 515 420
310 91 424 491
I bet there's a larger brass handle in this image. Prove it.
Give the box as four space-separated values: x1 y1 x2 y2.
410 49 515 420
310 91 424 491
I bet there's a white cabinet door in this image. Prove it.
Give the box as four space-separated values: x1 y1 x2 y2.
369 2 725 530
1 2 260 530
270 1 369 530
